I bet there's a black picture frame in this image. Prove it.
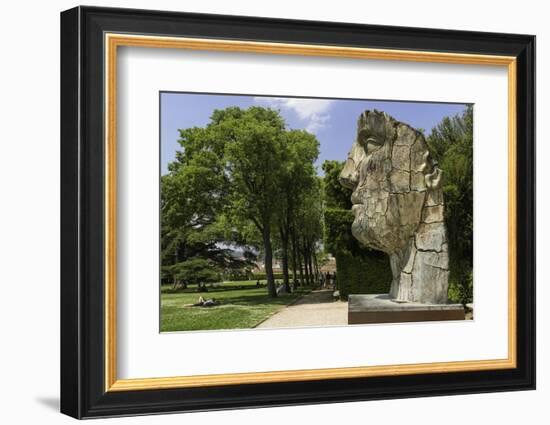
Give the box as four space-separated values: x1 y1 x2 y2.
60 5 535 419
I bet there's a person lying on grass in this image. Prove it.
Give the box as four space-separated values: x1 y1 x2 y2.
191 296 220 307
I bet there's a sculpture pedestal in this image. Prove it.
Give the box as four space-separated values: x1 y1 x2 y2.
348 294 464 324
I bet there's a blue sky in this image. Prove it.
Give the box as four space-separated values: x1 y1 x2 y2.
160 92 469 175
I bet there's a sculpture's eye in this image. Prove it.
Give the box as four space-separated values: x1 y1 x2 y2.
365 137 383 154
358 129 383 155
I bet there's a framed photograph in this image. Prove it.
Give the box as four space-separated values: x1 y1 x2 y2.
60 6 535 419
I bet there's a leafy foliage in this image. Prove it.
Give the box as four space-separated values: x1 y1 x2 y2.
162 106 324 299
427 106 473 304
222 107 287 235
168 258 221 286
322 160 352 209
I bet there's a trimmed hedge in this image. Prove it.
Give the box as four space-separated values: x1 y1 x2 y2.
324 208 362 256
251 273 285 281
225 273 285 282
324 208 392 299
335 251 391 299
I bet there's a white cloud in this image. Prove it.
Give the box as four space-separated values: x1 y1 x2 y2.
253 97 334 134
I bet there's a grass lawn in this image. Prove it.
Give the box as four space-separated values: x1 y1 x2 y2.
160 280 311 332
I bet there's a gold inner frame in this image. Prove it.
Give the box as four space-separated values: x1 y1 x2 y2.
104 33 518 392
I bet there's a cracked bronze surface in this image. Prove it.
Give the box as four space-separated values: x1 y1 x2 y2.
340 110 449 304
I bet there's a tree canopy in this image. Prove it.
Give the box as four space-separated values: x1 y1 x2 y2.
161 106 322 297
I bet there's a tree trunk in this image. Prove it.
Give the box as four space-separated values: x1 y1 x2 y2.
312 246 320 284
290 227 298 289
171 246 179 290
279 227 291 293
297 247 304 287
302 238 311 286
308 240 317 285
263 226 277 297
307 242 317 286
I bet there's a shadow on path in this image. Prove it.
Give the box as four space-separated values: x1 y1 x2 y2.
256 289 347 328
291 289 336 305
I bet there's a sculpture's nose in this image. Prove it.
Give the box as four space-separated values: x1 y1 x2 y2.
339 157 358 189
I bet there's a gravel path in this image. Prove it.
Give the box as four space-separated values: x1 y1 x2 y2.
256 289 348 329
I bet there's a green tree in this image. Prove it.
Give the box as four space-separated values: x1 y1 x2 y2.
220 107 288 297
293 177 324 286
160 116 247 284
427 106 473 304
322 160 352 209
276 130 320 291
162 106 324 298
160 130 228 279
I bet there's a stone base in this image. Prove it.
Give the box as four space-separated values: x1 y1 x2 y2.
348 294 465 324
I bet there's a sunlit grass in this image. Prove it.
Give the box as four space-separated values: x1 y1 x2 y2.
160 280 310 332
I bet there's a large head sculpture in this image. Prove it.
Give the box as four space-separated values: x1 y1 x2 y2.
339 110 449 304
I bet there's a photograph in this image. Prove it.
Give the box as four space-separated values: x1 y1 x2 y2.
159 93 474 332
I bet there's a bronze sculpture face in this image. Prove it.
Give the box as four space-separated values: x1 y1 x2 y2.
339 110 449 304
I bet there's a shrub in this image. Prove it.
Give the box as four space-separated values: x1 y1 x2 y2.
224 270 252 281
447 272 473 304
171 258 221 286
